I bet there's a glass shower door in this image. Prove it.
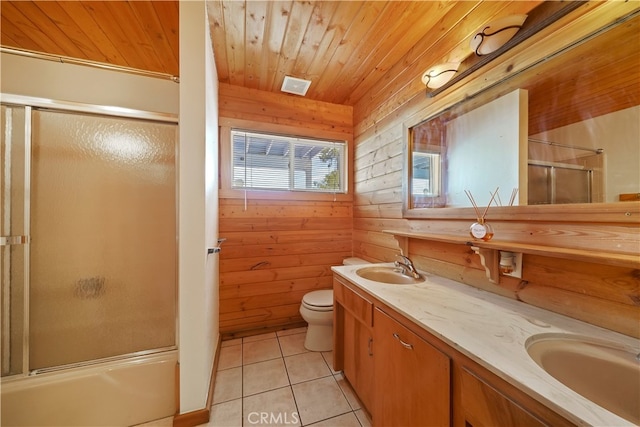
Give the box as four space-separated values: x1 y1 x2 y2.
28 109 177 371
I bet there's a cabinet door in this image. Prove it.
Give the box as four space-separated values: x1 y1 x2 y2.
343 312 375 411
334 278 375 412
374 308 450 427
461 368 548 427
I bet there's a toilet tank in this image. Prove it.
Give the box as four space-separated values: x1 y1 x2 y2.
343 257 369 266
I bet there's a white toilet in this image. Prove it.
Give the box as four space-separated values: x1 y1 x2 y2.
300 257 369 351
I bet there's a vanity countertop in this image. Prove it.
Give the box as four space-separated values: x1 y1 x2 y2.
331 263 640 427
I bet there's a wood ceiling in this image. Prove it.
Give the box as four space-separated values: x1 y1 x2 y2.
207 1 542 105
1 0 637 131
2 0 543 106
1 1 179 76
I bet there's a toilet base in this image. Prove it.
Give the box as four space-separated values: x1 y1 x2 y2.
304 324 333 352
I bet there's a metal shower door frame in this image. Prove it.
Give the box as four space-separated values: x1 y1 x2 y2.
0 94 178 378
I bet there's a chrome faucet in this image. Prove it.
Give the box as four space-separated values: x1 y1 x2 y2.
394 254 421 279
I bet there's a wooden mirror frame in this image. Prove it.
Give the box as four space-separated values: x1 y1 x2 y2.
402 3 640 224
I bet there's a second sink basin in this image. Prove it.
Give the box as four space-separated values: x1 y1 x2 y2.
355 266 425 285
526 333 640 424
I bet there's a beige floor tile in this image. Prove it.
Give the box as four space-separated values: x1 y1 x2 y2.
334 372 362 411
243 332 277 343
222 338 243 348
243 338 282 365
292 376 351 426
321 351 340 374
243 358 290 397
213 366 242 404
278 332 309 357
276 326 307 337
307 412 362 427
284 352 332 384
354 409 372 427
218 344 242 370
242 387 300 427
208 399 242 427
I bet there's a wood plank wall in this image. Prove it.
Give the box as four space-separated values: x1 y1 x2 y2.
351 3 640 338
218 84 354 337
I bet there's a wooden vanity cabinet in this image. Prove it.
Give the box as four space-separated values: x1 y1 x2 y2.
373 308 451 427
333 277 375 412
333 275 576 427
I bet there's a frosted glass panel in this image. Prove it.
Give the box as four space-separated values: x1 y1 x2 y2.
1 105 27 376
30 110 176 370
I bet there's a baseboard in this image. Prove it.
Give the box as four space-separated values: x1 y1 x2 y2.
206 335 223 410
172 409 209 427
221 321 307 340
173 335 223 427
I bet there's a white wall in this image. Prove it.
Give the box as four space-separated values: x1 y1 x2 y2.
0 53 178 114
445 89 528 207
205 0 221 381
178 0 220 413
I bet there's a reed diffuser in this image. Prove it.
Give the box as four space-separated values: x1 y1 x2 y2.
495 187 519 207
465 188 498 241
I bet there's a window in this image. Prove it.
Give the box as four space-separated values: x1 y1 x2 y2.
231 129 346 193
412 152 441 197
408 117 447 208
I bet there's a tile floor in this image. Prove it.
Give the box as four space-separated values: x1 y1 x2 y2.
202 327 372 427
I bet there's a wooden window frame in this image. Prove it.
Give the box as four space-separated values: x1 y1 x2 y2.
219 121 353 202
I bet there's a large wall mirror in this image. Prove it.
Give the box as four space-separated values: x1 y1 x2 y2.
404 8 640 221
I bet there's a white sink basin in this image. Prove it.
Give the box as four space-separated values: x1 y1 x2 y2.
526 333 640 424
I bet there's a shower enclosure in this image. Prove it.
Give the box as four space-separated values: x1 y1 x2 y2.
1 96 178 426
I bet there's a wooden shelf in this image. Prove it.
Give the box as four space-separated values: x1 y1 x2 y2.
383 230 640 271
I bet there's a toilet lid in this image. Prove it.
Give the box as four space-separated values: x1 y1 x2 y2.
302 290 333 308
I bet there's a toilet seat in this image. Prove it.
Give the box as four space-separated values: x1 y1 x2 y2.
302 290 333 312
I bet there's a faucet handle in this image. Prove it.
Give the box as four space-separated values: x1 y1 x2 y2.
396 254 411 263
394 254 421 279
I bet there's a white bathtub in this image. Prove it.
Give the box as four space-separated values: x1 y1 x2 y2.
1 350 177 426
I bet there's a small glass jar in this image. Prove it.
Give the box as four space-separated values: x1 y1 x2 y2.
470 221 494 241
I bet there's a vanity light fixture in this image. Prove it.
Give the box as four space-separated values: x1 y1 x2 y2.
470 14 528 56
421 62 460 90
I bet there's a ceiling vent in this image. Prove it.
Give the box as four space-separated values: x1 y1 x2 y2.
281 76 311 96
